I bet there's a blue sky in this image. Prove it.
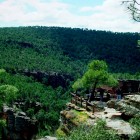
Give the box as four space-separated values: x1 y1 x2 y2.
0 0 139 32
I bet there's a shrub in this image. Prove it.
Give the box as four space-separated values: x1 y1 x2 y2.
60 119 121 140
129 117 140 140
26 108 35 118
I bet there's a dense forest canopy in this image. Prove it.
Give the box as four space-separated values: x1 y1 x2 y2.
0 26 139 77
0 69 69 136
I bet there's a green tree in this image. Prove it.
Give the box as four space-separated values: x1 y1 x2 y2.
72 78 84 91
0 85 18 107
73 60 118 101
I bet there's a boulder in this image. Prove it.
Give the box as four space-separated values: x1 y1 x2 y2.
107 99 116 108
115 94 140 118
65 111 76 120
66 102 76 108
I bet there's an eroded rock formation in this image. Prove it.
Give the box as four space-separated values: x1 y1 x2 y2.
58 95 138 139
107 94 140 118
2 105 38 140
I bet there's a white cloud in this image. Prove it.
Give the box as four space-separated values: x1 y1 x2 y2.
79 6 94 12
0 0 139 32
78 0 140 32
0 0 70 23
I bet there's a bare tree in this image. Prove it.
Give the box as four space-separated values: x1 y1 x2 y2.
122 0 140 22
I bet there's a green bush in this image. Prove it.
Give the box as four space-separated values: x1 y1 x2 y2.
60 119 121 140
129 117 140 140
56 127 66 138
0 84 19 104
0 70 70 136
26 108 35 118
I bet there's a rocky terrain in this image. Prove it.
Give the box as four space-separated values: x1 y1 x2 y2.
1 94 140 140
56 94 140 139
107 94 140 118
1 105 38 140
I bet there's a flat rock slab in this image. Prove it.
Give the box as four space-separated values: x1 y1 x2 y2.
93 107 135 135
86 112 95 119
39 136 57 140
94 107 121 119
106 119 135 135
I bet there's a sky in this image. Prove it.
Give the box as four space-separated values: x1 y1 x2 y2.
0 0 139 32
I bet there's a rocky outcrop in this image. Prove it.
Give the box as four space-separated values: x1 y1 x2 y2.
56 104 89 137
107 95 140 118
23 70 73 88
60 109 88 128
2 105 38 140
58 102 136 139
107 99 116 108
5 68 74 88
94 107 135 137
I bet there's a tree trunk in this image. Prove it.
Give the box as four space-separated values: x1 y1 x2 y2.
89 81 98 102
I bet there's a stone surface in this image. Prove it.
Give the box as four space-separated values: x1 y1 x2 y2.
62 106 135 136
23 70 73 88
2 105 38 140
93 107 135 136
115 94 140 117
39 136 57 140
94 107 122 119
106 119 135 135
66 102 76 108
107 99 116 108
59 94 140 138
65 111 76 119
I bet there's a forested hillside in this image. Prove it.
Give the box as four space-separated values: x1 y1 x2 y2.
0 69 70 137
0 26 140 139
0 26 139 77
